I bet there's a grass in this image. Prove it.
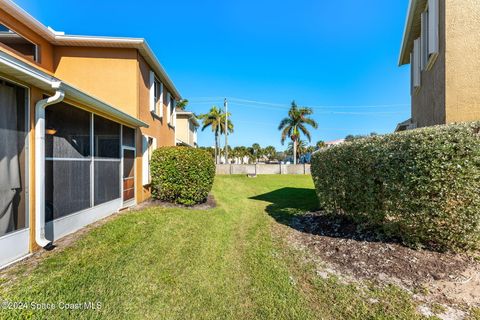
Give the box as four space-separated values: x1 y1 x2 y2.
0 175 438 319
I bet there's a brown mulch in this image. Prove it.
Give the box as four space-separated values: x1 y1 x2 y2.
283 211 480 307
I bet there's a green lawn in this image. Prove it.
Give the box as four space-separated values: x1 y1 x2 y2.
0 176 433 319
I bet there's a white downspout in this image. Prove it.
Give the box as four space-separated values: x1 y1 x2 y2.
35 81 65 248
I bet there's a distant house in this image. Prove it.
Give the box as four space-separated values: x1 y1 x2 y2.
396 0 480 131
175 111 198 147
325 139 345 147
0 0 182 268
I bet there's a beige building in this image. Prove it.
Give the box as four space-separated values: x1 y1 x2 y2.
396 0 480 131
175 111 198 147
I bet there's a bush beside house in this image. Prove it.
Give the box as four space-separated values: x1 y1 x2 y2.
151 147 215 205
311 122 480 252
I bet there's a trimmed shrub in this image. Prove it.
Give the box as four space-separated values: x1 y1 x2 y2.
150 147 215 206
311 122 480 252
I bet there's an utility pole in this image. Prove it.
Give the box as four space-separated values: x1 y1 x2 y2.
224 98 229 164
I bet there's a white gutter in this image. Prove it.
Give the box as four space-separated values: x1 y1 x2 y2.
35 81 65 249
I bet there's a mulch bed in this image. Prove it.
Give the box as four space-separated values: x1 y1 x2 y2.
283 211 480 307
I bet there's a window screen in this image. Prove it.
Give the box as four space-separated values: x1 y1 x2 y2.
45 160 91 221
94 115 121 205
45 103 91 221
45 103 91 158
94 161 120 205
44 105 124 220
122 126 135 148
94 116 120 159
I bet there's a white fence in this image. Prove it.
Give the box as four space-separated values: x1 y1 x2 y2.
216 164 311 175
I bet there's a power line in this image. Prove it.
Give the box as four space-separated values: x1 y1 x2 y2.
193 101 405 115
188 96 409 110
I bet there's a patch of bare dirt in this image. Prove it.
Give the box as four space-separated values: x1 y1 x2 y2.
281 211 480 310
133 194 216 211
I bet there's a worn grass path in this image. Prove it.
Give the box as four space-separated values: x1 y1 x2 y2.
0 176 431 319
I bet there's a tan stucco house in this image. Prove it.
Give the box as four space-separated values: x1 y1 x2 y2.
175 111 198 147
0 0 182 268
396 0 480 131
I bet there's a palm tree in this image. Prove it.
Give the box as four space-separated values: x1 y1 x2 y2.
238 146 248 164
278 101 318 164
306 146 316 154
264 146 276 161
315 140 326 150
251 143 262 163
287 139 307 160
199 106 234 164
176 99 189 111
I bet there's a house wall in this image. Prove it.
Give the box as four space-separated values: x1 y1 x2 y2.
175 116 190 145
411 0 446 127
444 0 480 123
53 47 139 118
136 53 175 202
0 8 55 71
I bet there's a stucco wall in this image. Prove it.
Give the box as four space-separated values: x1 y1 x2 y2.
411 0 446 127
176 115 196 146
444 0 480 123
53 47 139 118
175 116 189 145
136 54 176 202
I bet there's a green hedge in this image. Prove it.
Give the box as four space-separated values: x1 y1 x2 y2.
311 122 480 252
151 147 215 206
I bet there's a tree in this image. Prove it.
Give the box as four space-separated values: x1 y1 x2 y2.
176 99 189 111
199 106 234 164
345 132 379 142
251 143 263 163
315 140 326 150
306 146 316 154
264 146 277 161
199 146 215 159
345 134 356 142
236 146 249 164
287 139 307 160
278 101 318 165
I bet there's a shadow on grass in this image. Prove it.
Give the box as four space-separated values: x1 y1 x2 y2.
250 187 401 244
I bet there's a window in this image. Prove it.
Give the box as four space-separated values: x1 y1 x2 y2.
45 103 91 221
94 116 121 206
153 78 164 117
420 11 429 70
166 92 172 124
420 0 439 72
427 0 439 60
171 97 176 127
411 0 439 92
0 24 38 62
149 71 164 117
122 126 135 148
94 115 120 159
142 135 156 185
412 38 421 91
45 104 123 221
0 80 27 237
45 105 91 159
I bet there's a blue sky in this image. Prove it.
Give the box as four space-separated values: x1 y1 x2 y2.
15 0 411 150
